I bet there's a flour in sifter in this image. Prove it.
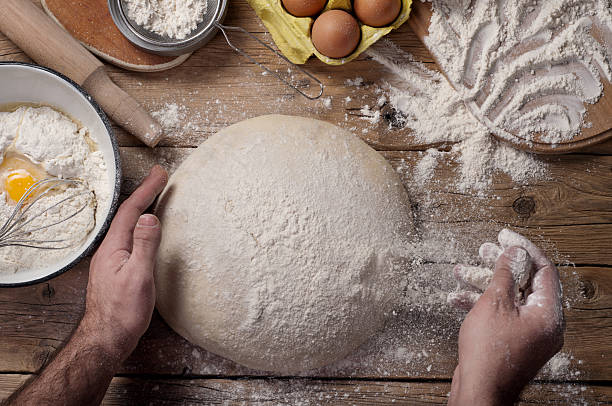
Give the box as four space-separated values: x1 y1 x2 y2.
125 0 209 40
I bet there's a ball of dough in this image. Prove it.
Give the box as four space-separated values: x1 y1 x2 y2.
155 115 413 373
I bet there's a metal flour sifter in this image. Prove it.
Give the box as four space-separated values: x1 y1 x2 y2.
108 0 324 100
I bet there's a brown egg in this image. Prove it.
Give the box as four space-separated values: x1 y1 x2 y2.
311 10 361 59
282 0 328 17
354 0 402 27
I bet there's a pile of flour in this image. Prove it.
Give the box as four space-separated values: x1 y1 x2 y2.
365 42 548 194
125 0 208 40
424 0 612 144
0 106 109 273
152 102 185 130
354 0 612 192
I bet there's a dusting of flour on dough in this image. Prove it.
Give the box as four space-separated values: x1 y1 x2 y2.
155 115 415 374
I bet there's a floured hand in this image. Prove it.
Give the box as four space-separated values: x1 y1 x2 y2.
447 229 565 405
448 229 537 309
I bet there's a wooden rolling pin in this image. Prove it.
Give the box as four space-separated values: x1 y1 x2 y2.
0 0 163 147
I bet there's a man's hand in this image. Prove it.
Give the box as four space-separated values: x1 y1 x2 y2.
80 165 168 362
447 229 565 406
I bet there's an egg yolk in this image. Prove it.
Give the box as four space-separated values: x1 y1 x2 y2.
0 155 48 204
5 170 36 203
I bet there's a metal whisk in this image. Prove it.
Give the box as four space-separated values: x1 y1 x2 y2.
0 178 94 250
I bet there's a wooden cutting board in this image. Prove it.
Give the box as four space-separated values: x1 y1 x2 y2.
41 0 191 72
407 1 612 154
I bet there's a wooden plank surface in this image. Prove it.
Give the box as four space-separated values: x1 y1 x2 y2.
1 374 612 405
0 0 611 404
0 375 612 406
1 261 609 380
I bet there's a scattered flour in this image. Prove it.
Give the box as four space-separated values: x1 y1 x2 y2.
345 77 365 87
541 351 584 380
544 352 573 377
367 41 548 194
358 0 612 191
413 148 443 185
152 102 186 132
321 96 333 109
359 105 381 125
152 102 206 138
125 0 208 40
0 106 109 272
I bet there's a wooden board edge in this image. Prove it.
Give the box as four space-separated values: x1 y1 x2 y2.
40 0 192 72
406 1 612 155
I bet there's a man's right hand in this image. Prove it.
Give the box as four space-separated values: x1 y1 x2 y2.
448 229 565 405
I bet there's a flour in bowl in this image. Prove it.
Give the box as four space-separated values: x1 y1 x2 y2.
0 106 110 273
125 0 208 40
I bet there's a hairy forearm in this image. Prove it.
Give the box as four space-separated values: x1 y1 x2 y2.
5 322 121 406
448 367 518 406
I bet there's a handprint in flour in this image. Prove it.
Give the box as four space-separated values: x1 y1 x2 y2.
426 0 612 144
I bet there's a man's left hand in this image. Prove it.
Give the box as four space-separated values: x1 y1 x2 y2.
80 165 168 362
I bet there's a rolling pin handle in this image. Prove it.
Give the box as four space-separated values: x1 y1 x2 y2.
0 0 163 147
83 68 164 148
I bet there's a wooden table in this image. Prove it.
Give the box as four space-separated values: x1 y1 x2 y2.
1 1 612 404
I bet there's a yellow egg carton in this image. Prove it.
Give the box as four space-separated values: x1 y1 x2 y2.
247 0 412 65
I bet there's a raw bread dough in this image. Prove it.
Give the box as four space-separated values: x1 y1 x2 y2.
155 115 413 373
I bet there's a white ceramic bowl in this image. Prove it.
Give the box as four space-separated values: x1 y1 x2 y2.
0 63 121 286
